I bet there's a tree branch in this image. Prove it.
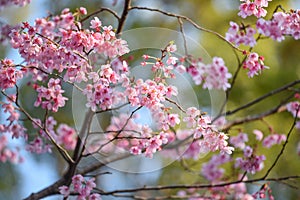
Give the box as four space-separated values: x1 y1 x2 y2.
129 6 243 52
225 79 300 116
116 0 131 34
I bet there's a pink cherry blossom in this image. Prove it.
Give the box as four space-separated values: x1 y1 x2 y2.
226 21 256 47
59 174 100 199
201 153 231 181
252 129 264 141
286 101 300 118
262 134 286 148
235 153 265 174
243 52 268 78
56 124 77 150
58 185 70 197
90 17 102 29
257 11 300 42
238 0 271 18
229 132 248 149
26 136 52 154
34 78 68 112
0 0 30 8
0 59 24 90
188 57 232 91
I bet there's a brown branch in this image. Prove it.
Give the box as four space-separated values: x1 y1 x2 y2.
177 17 188 56
80 7 120 23
221 96 292 131
23 178 64 200
72 109 95 162
165 97 186 113
116 0 131 34
262 105 299 179
77 152 131 174
85 106 143 155
225 79 300 116
23 65 84 92
98 175 300 195
1 91 75 164
129 6 243 53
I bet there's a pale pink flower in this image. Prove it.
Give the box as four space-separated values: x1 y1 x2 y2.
90 17 102 29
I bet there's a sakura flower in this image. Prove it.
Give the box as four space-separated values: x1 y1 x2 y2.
167 114 180 127
34 78 68 112
225 21 256 47
243 52 268 78
58 186 70 197
286 101 300 118
238 0 271 18
229 132 248 149
256 11 300 42
188 57 232 91
166 44 177 52
235 154 266 174
0 59 24 90
262 134 286 148
56 124 77 150
253 129 264 141
59 174 100 199
79 7 87 15
201 154 231 181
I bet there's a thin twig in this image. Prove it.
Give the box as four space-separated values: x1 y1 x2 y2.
117 0 131 34
98 175 300 195
1 91 75 164
222 94 294 131
80 7 120 23
178 17 189 56
262 105 299 179
225 80 300 116
129 6 244 53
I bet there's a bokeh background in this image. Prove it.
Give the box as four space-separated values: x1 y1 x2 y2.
0 0 300 199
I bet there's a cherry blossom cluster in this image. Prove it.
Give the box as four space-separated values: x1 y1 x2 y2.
187 57 232 90
257 10 300 42
26 136 52 154
9 8 129 113
130 131 169 158
235 146 266 174
262 133 286 148
83 60 129 112
142 46 232 91
286 101 300 118
59 174 101 200
34 78 68 112
238 0 272 18
177 175 254 199
184 109 234 155
229 132 249 149
0 59 24 90
0 0 30 9
243 52 268 78
0 23 20 44
252 183 274 200
0 135 23 163
141 43 178 79
125 79 178 111
0 98 25 163
102 113 170 158
26 117 77 154
162 110 234 160
229 131 267 174
201 153 231 181
225 21 256 47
